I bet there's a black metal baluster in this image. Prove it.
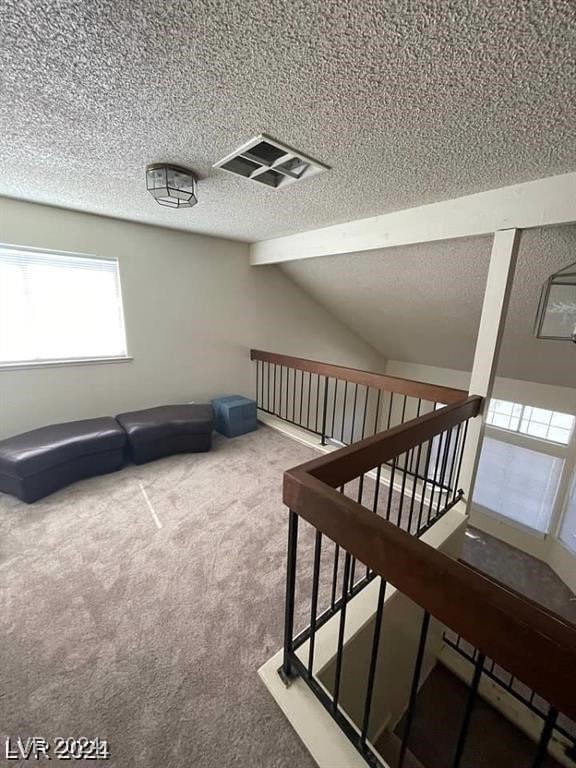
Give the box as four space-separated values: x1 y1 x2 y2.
341 381 349 443
387 391 394 429
399 611 431 768
285 367 290 421
361 386 369 439
385 457 397 521
446 423 462 496
372 464 382 514
256 360 260 408
360 577 387 746
416 438 433 533
351 383 359 443
452 652 485 768
532 706 558 768
435 427 453 516
453 420 469 500
427 431 445 524
279 366 284 419
332 553 352 712
348 474 365 592
331 544 340 610
400 394 407 425
272 364 277 415
366 464 383 578
306 372 312 429
267 361 271 412
373 389 382 436
331 379 338 439
314 374 321 433
262 361 266 410
396 448 412 530
292 368 297 422
330 488 344 610
407 441 423 534
321 377 329 445
307 531 323 677
410 399 423 473
299 370 304 426
281 510 299 681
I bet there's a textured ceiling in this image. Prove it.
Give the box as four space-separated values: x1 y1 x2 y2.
281 226 576 388
1 0 575 241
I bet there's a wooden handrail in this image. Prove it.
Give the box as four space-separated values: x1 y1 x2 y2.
283 468 576 721
250 349 469 405
294 396 482 487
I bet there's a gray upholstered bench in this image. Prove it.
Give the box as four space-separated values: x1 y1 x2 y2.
116 404 214 465
0 418 127 503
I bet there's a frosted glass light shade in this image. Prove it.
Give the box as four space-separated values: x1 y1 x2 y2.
534 261 576 342
146 164 198 209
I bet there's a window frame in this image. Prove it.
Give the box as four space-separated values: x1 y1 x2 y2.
486 398 574 446
473 397 576 542
0 244 131 369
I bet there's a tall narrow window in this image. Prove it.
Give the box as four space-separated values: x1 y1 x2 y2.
0 246 128 364
473 437 563 533
560 475 576 554
474 398 574 534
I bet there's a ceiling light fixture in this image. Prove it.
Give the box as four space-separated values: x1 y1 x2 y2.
534 261 576 343
146 164 198 209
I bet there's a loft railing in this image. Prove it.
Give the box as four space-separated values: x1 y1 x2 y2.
250 349 468 446
443 629 576 760
279 396 576 768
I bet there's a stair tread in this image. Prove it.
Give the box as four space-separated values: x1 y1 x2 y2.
391 664 563 768
375 730 426 768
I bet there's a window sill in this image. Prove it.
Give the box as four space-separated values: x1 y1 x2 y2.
0 356 133 371
471 502 548 540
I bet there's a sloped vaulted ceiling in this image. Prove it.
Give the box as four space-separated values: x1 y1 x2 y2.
281 226 576 389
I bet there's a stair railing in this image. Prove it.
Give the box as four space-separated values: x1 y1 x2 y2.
279 394 576 768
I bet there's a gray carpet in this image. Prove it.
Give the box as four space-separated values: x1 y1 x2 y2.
0 425 321 768
2 423 574 767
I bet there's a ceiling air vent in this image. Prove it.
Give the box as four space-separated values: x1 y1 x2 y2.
213 135 328 189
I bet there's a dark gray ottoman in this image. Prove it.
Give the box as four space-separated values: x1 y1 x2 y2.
0 418 127 503
116 404 214 465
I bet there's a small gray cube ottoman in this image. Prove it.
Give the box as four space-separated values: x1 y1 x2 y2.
211 396 257 438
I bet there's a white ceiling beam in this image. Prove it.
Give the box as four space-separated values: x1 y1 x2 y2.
250 172 576 265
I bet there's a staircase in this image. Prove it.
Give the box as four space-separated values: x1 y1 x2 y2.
387 663 563 768
254 350 576 768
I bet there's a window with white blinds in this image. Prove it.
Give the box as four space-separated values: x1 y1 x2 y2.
0 246 128 364
560 475 576 554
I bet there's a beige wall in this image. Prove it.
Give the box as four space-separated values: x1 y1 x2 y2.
0 198 386 438
385 360 576 414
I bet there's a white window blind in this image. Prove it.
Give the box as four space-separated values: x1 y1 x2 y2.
473 437 563 533
560 475 576 553
0 246 128 364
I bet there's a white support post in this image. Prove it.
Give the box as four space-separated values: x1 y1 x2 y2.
459 229 521 508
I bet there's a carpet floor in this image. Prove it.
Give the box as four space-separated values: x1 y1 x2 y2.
2 423 574 767
0 425 321 768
